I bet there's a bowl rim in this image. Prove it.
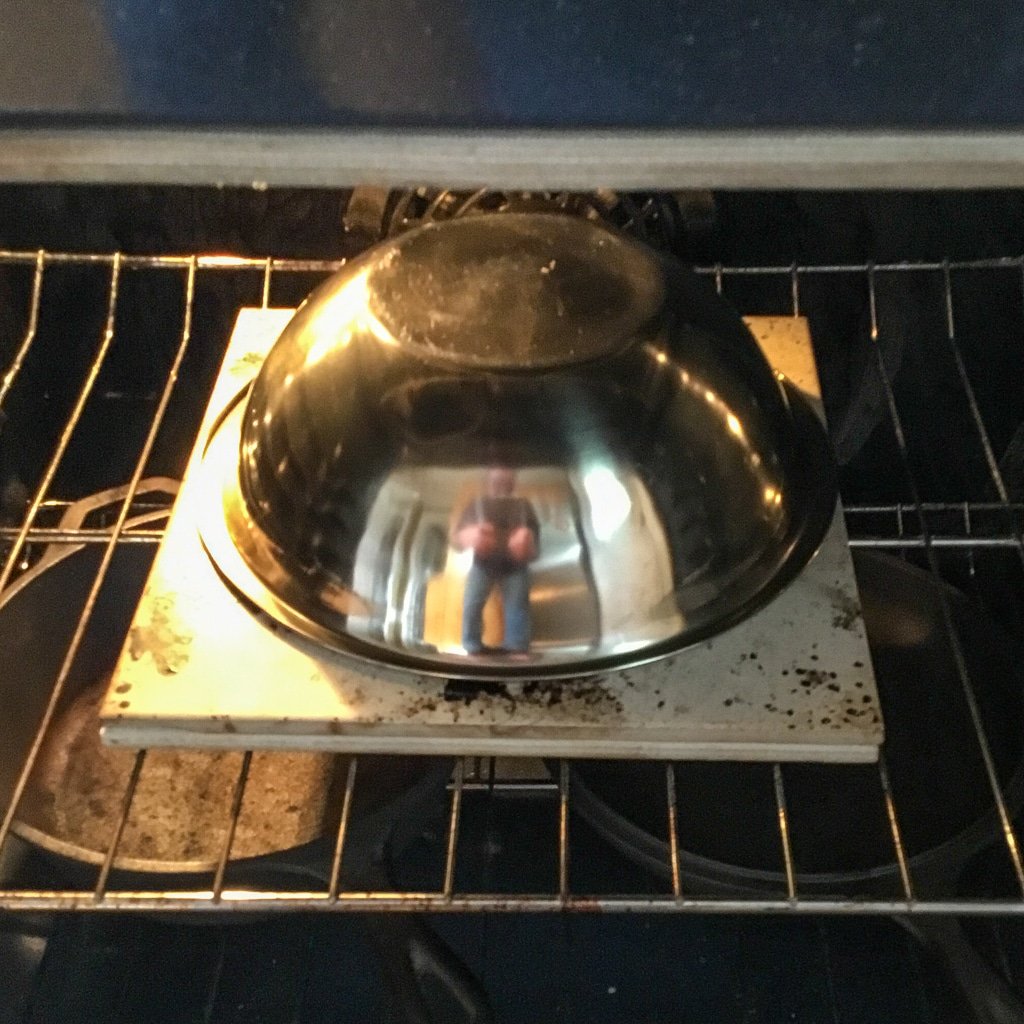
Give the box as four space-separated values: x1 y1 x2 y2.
198 378 837 682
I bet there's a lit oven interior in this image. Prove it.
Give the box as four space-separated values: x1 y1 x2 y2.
1 186 1024 1022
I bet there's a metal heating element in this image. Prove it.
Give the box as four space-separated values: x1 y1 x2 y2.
0 249 1023 914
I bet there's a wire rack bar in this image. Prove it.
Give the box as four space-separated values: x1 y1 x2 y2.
443 760 465 900
5 501 1020 549
3 892 1024 915
848 537 1024 549
0 527 165 544
328 758 359 900
878 753 915 904
665 764 682 900
212 751 253 901
558 760 570 903
0 250 43 413
94 749 148 900
0 247 1020 275
773 764 798 904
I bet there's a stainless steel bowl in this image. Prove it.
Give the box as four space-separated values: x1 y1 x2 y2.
200 213 836 679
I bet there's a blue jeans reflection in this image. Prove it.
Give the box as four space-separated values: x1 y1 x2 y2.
462 564 530 654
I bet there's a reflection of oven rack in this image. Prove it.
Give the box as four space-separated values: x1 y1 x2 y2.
1 248 1023 913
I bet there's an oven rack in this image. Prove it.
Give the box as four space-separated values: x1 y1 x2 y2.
0 249 1023 915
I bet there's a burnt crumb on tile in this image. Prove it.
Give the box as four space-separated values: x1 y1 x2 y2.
443 679 510 705
853 660 864 668
657 700 665 709
115 684 131 694
781 670 789 676
439 677 624 718
523 678 624 714
408 697 438 715
797 669 830 690
827 586 862 630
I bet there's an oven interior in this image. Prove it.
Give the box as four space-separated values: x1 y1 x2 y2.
1 186 1024 1022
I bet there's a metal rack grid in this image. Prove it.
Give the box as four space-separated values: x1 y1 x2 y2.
0 248 1023 915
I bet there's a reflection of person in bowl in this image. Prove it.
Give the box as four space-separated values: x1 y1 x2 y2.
452 466 540 656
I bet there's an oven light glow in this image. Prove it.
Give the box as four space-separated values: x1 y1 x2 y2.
304 269 374 367
200 255 251 267
583 465 632 541
612 638 656 655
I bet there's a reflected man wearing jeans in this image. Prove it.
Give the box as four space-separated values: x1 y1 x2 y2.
453 468 540 655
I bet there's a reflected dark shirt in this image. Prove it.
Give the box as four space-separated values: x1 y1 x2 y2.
456 496 540 572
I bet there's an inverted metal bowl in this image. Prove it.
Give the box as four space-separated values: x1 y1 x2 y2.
200 213 836 679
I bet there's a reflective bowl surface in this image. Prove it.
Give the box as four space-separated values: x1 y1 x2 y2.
200 214 836 679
